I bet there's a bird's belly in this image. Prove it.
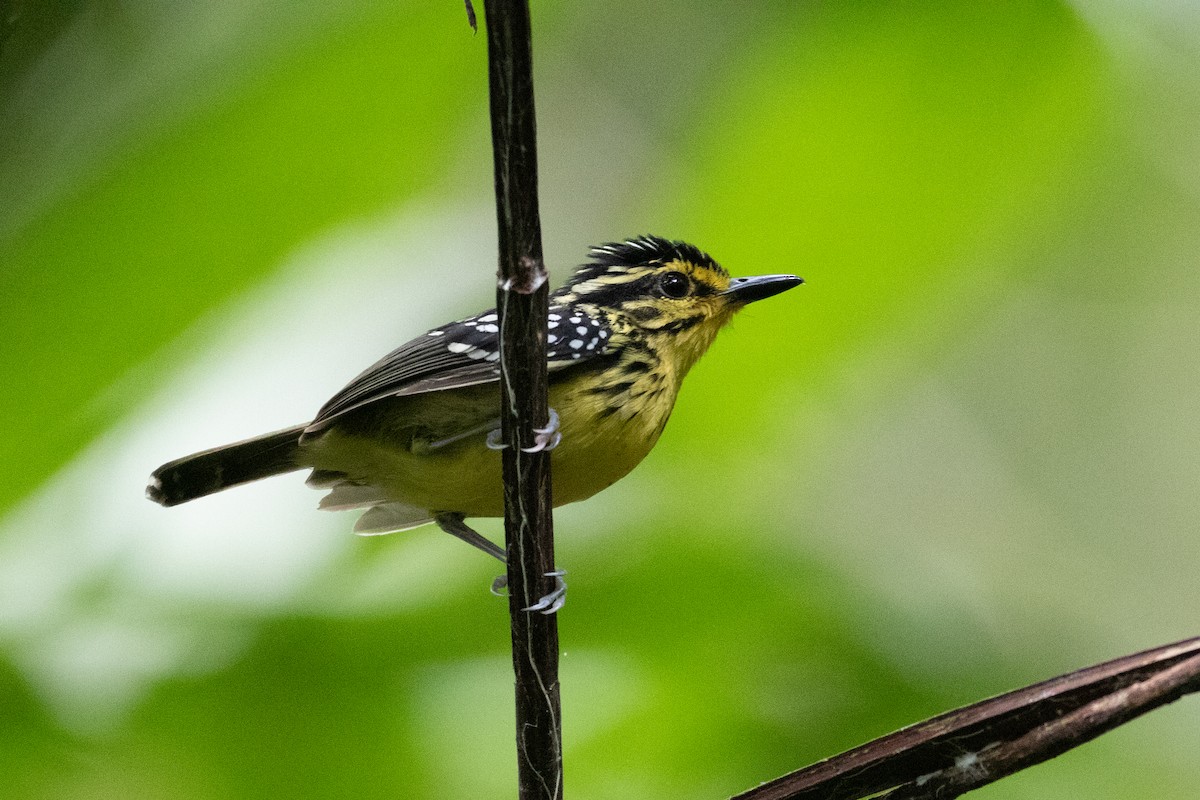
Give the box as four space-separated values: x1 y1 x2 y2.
548 396 664 508
304 383 671 518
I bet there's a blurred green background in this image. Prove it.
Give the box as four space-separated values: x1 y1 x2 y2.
2 1 1198 797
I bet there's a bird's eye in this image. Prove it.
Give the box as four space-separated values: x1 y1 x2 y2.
659 271 690 299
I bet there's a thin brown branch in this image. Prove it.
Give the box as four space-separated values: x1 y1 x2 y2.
879 651 1200 800
482 2 562 799
732 637 1200 800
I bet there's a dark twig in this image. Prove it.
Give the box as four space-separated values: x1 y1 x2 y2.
880 650 1200 799
482 2 561 800
732 637 1200 800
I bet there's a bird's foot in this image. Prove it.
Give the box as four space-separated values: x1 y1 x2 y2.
490 569 567 615
485 408 562 453
522 408 561 453
524 569 567 614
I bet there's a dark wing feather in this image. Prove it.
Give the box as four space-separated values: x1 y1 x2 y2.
309 305 612 429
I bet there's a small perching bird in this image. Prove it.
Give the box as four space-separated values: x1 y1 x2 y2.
148 236 802 607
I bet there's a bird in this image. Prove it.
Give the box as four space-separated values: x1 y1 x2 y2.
147 235 802 609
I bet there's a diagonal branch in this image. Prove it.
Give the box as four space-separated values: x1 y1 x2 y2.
731 637 1200 800
880 649 1200 799
481 2 562 799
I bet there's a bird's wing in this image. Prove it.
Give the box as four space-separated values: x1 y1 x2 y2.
308 305 613 429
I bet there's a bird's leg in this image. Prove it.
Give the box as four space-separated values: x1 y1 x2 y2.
434 512 567 614
435 512 505 561
485 408 562 453
427 419 500 451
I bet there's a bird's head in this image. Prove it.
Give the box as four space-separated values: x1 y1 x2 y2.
554 235 802 378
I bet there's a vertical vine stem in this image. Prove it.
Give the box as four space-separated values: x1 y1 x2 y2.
482 1 562 799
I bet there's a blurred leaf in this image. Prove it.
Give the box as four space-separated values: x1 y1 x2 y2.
0 2 484 514
668 0 1108 451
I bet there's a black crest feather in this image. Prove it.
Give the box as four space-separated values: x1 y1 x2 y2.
573 235 726 283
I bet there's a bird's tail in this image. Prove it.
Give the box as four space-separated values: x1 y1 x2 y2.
147 424 307 506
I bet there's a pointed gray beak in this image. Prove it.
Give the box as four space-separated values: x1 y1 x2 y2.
723 274 804 304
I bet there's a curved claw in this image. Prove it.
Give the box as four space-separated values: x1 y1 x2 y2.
535 408 560 436
520 431 562 453
488 409 562 453
490 570 566 613
521 408 562 453
522 569 567 615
